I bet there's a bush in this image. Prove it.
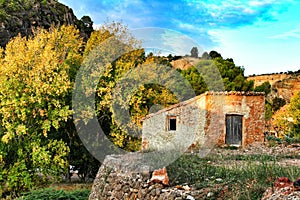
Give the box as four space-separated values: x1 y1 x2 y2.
267 135 282 143
272 92 300 139
284 136 300 144
266 135 282 146
254 81 271 95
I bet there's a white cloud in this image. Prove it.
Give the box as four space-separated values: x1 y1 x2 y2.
177 22 206 33
59 0 300 75
249 0 274 7
243 8 256 14
132 27 202 56
270 26 300 39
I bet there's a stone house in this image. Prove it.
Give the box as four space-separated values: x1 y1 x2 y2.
141 91 265 152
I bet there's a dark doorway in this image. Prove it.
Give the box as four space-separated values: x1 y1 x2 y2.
225 115 243 145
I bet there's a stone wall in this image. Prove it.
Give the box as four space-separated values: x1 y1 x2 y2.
89 153 213 200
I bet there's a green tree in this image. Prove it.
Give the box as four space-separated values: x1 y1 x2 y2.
190 47 198 58
175 52 253 96
79 21 145 151
209 50 222 59
254 81 271 95
201 51 210 60
179 67 208 95
213 56 253 91
272 97 286 112
265 100 273 120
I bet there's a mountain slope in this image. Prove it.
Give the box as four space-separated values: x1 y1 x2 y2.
248 73 300 103
0 0 92 48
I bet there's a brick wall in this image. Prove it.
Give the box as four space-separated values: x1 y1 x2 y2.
205 92 265 146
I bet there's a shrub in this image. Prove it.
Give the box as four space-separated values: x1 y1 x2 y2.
19 188 90 200
284 136 300 144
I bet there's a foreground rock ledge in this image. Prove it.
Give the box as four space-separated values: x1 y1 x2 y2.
89 153 199 200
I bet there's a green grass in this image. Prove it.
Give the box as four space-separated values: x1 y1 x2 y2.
167 153 300 200
18 188 90 200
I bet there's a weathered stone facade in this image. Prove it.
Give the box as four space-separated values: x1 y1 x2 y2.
141 95 207 152
142 91 265 151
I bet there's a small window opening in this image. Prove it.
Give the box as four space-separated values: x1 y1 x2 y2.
169 118 177 131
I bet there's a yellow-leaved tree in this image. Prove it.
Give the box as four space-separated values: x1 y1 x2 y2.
273 92 300 139
0 25 83 196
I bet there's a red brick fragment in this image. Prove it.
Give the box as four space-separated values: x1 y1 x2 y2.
150 167 169 186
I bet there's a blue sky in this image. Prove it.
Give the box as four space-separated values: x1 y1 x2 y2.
59 0 300 75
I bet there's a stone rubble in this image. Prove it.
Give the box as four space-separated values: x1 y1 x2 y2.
261 177 300 200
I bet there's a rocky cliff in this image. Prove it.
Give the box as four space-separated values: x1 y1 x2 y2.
0 0 92 48
247 73 291 88
247 73 300 103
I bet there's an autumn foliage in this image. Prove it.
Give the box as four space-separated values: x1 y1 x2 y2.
273 92 300 139
0 26 83 196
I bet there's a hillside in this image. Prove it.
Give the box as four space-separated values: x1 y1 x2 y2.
0 0 93 48
247 73 300 103
247 73 291 88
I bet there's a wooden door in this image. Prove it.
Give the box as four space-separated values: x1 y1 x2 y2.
225 115 242 145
